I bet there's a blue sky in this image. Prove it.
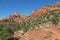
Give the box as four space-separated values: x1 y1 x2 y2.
0 0 60 18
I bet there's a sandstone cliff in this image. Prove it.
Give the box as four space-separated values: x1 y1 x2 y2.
31 2 60 16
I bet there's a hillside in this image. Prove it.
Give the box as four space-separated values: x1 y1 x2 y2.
0 2 60 40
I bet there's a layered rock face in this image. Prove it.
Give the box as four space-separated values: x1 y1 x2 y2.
8 12 22 22
0 12 22 23
31 2 60 16
0 12 29 23
0 18 9 23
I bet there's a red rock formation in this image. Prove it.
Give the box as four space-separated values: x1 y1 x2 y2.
10 12 20 18
0 12 22 23
31 2 60 16
55 2 60 6
31 8 47 16
20 27 60 40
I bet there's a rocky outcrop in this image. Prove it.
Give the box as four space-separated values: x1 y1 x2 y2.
20 27 60 40
0 12 22 23
0 18 8 23
13 30 24 40
55 2 60 6
8 12 21 22
31 2 60 16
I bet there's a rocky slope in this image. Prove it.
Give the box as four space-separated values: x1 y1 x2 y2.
12 2 60 40
31 2 60 16
20 27 60 40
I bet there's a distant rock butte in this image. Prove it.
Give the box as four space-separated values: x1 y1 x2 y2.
0 12 22 23
10 12 20 18
7 12 22 22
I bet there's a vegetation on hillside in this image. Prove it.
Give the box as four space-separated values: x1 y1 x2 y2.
0 10 60 40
